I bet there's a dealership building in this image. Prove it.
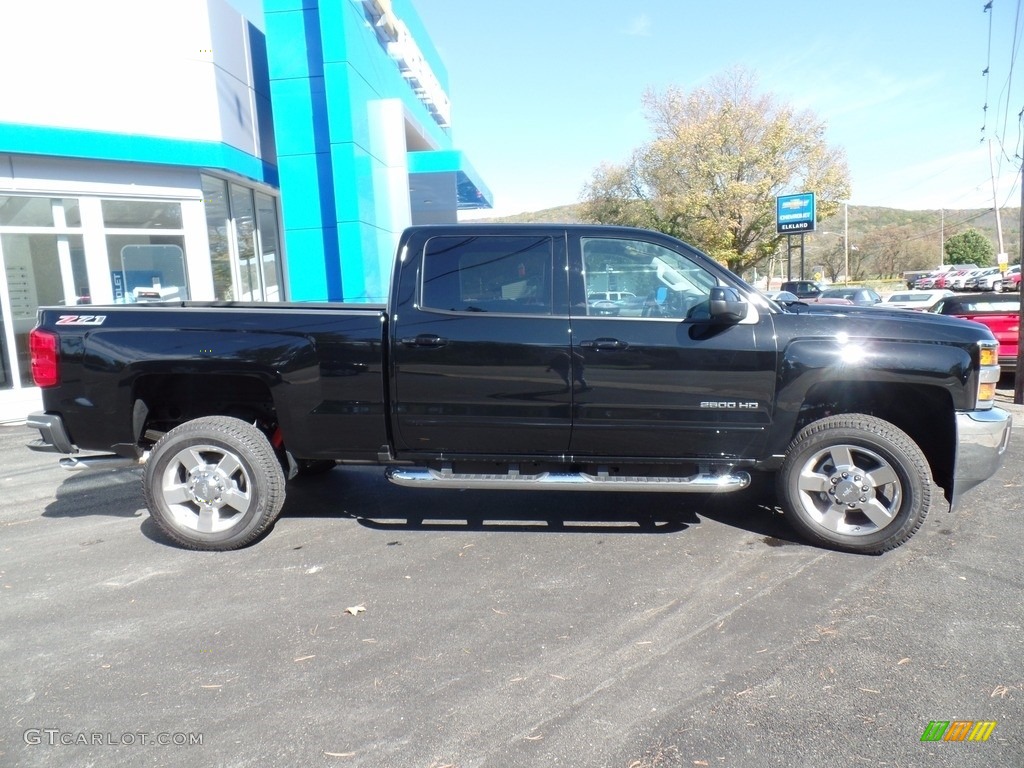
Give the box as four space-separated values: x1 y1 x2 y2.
0 0 490 421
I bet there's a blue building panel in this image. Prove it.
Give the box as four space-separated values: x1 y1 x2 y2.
265 0 491 302
263 8 323 81
0 123 277 186
281 226 335 300
275 153 334 229
268 77 325 157
330 143 377 224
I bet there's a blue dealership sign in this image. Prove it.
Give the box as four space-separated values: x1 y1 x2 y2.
776 193 816 234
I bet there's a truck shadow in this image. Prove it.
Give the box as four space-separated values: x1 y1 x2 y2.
42 468 145 519
37 464 800 547
279 468 799 542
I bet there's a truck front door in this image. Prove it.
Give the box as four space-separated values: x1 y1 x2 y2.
568 233 777 460
391 230 573 456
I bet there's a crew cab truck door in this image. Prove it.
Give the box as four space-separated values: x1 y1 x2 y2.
390 229 573 456
568 232 777 460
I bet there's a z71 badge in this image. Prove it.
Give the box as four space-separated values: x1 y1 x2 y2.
55 315 107 326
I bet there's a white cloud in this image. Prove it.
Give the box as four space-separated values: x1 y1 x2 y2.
624 14 651 36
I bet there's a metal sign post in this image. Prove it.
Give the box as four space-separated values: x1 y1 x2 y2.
777 193 815 281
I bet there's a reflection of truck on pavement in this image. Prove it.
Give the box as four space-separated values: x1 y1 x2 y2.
26 224 1011 555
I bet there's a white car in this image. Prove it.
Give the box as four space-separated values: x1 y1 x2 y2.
882 289 953 311
950 268 983 290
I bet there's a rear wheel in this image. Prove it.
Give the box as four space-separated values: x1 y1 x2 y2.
777 414 931 554
143 416 286 550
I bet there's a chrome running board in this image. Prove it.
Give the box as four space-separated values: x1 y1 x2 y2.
59 455 141 471
385 466 750 493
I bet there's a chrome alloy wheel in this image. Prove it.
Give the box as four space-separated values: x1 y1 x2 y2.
160 444 253 533
795 444 902 536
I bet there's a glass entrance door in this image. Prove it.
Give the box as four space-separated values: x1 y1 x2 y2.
0 232 88 389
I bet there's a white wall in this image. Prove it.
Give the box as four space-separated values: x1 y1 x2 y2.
0 0 265 156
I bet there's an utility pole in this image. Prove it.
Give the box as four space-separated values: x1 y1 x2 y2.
940 208 945 265
843 202 849 285
1015 159 1023 405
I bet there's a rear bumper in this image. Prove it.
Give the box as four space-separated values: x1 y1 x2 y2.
26 412 76 455
951 408 1012 507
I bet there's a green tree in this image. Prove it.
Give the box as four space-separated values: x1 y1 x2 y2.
944 228 994 266
580 67 851 274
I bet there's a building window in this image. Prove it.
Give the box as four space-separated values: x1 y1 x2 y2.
102 200 188 303
0 196 88 389
201 174 283 302
255 192 281 301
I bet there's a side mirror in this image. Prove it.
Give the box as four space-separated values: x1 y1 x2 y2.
708 287 748 324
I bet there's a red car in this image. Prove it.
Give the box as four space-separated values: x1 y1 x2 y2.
1000 264 1020 292
931 293 1020 370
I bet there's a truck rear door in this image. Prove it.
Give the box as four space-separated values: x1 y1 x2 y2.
390 229 573 456
567 232 777 460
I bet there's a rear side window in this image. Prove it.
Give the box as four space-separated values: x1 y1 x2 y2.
421 235 553 314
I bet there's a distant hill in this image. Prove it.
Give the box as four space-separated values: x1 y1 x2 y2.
471 203 1022 262
469 203 588 224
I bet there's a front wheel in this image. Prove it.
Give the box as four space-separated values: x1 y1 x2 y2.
776 414 931 554
143 416 286 550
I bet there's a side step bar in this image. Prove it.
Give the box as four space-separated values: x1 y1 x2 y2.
59 455 142 471
385 466 750 493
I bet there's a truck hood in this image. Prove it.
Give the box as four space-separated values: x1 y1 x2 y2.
779 301 1000 345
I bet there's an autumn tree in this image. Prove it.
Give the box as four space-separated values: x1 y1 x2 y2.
864 225 909 278
944 228 995 266
818 240 845 283
580 67 851 274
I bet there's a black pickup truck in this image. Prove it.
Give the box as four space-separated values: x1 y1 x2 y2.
27 224 1012 554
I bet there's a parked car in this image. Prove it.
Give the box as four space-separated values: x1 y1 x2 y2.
780 280 824 299
882 289 953 311
951 267 984 290
810 286 882 306
999 264 1020 292
917 264 979 290
964 267 1002 291
931 293 1019 370
763 290 800 303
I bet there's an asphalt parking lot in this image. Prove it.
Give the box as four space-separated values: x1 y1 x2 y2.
2 395 1022 768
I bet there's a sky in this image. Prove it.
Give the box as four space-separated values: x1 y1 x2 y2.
227 1 1024 221
401 0 1024 220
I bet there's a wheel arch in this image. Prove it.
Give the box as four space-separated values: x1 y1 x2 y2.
789 381 955 499
132 372 279 444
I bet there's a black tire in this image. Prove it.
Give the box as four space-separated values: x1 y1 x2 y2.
776 414 931 554
142 416 286 550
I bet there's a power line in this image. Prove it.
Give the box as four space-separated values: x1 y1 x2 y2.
900 208 994 243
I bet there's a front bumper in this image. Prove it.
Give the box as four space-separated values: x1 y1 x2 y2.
26 412 77 454
951 407 1012 507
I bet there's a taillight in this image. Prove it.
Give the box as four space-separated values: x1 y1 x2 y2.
975 340 1000 409
29 329 59 387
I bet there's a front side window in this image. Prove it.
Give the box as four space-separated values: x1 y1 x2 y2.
421 235 553 315
581 237 718 319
